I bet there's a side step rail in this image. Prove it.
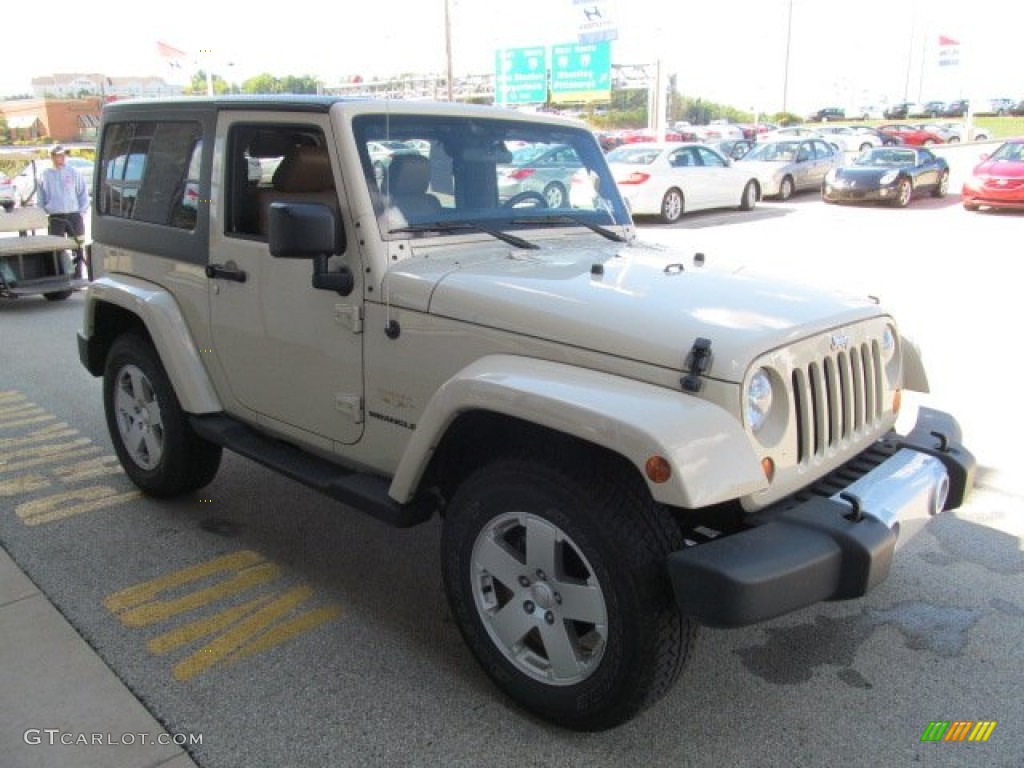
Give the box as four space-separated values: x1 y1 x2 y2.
190 414 436 528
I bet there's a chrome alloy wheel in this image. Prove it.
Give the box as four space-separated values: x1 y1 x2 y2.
470 511 608 686
113 363 165 470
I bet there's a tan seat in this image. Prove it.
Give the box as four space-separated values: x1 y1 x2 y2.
383 154 441 222
258 146 338 236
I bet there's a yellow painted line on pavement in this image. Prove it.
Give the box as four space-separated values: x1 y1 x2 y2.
16 486 143 525
0 422 78 448
0 474 52 497
105 551 279 624
106 550 343 681
53 455 127 483
171 586 341 681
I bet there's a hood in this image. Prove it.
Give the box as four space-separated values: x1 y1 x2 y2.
835 166 896 181
973 159 1024 179
384 237 883 383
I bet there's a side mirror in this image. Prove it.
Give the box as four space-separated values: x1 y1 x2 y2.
268 202 353 296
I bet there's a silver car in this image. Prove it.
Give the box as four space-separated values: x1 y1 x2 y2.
497 143 583 207
737 138 843 200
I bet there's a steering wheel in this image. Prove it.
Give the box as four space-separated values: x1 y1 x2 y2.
502 190 548 208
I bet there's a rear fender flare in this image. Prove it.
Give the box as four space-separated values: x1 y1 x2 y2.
83 277 222 414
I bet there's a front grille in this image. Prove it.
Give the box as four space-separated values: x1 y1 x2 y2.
791 341 884 464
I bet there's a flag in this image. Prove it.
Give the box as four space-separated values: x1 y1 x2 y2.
937 35 960 67
157 41 188 69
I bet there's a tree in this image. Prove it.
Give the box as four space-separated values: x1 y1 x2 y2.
187 71 236 95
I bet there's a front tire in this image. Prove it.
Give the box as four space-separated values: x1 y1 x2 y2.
104 333 222 497
441 456 695 731
933 170 949 198
894 177 913 207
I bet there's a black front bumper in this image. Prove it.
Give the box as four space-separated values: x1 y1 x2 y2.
665 407 975 628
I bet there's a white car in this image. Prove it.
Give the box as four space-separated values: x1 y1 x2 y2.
692 121 746 141
918 122 990 143
736 138 844 200
603 142 759 223
816 126 883 153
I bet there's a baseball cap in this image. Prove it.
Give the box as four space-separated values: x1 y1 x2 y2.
50 144 67 155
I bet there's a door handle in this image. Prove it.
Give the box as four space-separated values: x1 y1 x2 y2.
205 263 247 283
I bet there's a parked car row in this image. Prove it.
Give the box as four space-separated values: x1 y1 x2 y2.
585 133 1024 221
884 98 1017 120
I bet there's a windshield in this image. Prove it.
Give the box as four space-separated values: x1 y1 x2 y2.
855 149 917 167
352 113 630 240
742 142 799 162
989 142 1024 162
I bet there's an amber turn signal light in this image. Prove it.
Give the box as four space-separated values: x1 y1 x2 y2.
645 455 672 484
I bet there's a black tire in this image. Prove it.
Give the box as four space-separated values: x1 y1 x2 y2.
660 188 684 223
777 176 795 201
894 177 913 208
43 290 73 301
441 455 695 731
542 182 568 208
103 333 222 497
1 202 12 212
963 201 980 211
739 180 758 211
933 170 949 198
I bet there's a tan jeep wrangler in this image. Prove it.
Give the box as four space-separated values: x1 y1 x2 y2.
78 97 974 730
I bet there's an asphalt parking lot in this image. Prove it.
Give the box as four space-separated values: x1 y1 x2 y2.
1 160 1022 768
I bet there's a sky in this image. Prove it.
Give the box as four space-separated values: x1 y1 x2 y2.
4 0 1020 115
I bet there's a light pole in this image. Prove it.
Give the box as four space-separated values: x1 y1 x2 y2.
444 0 454 101
782 0 793 113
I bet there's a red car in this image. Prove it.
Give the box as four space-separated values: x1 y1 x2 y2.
961 138 1024 211
877 124 946 146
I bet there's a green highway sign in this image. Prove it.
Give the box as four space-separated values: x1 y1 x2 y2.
494 47 548 105
550 41 611 104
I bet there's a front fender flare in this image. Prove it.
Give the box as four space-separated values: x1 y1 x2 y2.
389 355 766 509
82 276 222 414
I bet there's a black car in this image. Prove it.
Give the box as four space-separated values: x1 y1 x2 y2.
808 107 845 122
937 99 962 118
822 146 949 207
883 102 913 120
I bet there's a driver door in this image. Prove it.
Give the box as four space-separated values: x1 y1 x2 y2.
207 116 365 446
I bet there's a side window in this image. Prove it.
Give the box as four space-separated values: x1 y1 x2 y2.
98 121 202 229
224 124 333 239
695 147 727 167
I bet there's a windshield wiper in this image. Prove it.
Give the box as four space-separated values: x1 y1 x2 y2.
515 214 628 243
389 221 539 250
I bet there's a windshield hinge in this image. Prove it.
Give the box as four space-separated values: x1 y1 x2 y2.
681 338 713 393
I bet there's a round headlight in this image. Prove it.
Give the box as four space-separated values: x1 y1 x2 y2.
746 368 775 433
881 324 897 363
880 170 898 185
